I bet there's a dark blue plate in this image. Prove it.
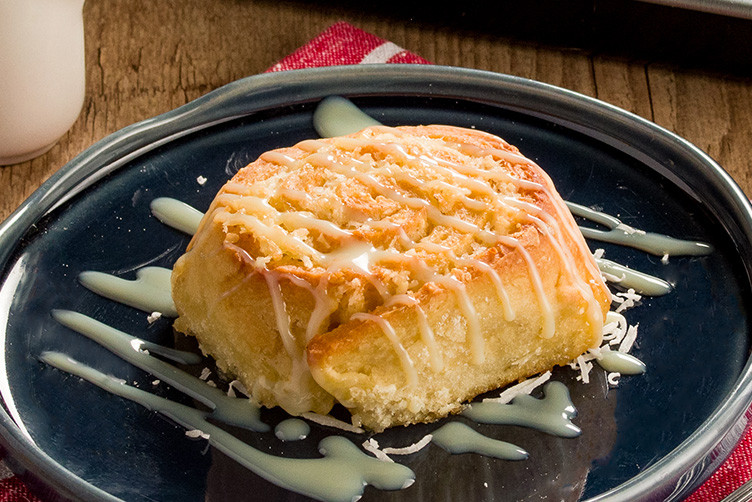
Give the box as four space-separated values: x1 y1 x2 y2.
1 65 751 502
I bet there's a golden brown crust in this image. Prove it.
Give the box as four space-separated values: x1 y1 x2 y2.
171 124 611 429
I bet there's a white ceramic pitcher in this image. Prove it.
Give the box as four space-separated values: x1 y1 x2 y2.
0 0 86 165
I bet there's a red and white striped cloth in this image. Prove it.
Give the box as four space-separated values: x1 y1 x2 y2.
266 21 429 71
1 20 749 502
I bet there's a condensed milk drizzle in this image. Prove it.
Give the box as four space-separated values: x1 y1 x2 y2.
78 267 177 317
263 271 307 384
257 132 578 365
430 421 528 460
566 201 713 257
45 309 581 500
39 351 415 502
144 183 693 386
50 309 268 432
47 305 588 488
351 312 419 386
463 381 580 438
386 294 444 371
596 257 672 296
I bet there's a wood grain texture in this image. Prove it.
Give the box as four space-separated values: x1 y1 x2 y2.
2 0 752 223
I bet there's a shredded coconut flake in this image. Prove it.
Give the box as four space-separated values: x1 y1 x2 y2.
152 379 160 386
228 379 249 397
593 248 605 259
382 434 433 455
614 288 642 313
185 429 210 439
619 323 639 353
614 303 630 313
607 372 621 386
661 253 669 264
483 371 551 403
199 367 211 381
619 288 642 301
254 256 271 269
301 412 365 434
196 175 207 185
603 312 627 343
362 438 394 462
574 355 593 383
147 311 162 323
571 286 643 388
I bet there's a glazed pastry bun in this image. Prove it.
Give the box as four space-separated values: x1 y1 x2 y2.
171 124 611 431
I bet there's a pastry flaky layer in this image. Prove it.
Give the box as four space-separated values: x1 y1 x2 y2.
171 124 611 431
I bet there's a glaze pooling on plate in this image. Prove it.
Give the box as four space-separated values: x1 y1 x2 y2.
463 381 580 437
0 67 748 502
430 421 528 460
275 418 310 441
78 267 177 317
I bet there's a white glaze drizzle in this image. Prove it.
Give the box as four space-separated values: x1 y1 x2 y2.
144 195 680 392
78 267 178 317
257 148 497 363
350 312 418 387
411 241 514 322
40 351 415 502
51 309 267 432
567 201 713 256
150 197 204 235
431 422 528 460
463 381 580 437
282 272 338 342
46 306 586 498
313 96 382 138
596 349 647 375
221 211 326 263
262 271 308 389
50 305 587 443
46 310 582 476
308 131 597 340
595 257 672 296
261 136 560 359
347 129 603 333
385 294 443 371
275 418 310 441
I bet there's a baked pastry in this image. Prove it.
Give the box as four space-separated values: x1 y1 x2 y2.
171 124 611 431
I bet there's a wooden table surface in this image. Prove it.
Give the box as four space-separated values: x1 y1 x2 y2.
2 0 752 223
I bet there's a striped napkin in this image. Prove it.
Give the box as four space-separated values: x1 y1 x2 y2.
1 20 748 502
266 21 430 71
